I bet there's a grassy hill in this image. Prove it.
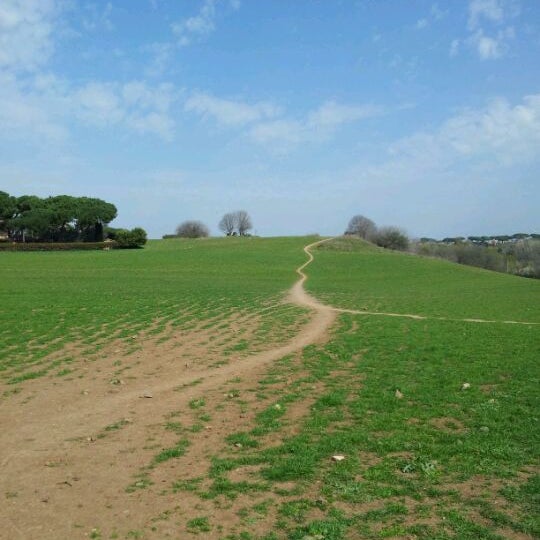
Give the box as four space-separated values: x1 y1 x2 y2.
1 236 538 539
307 236 540 322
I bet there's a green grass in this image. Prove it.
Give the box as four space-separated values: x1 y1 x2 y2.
308 237 540 322
2 233 539 539
155 236 538 538
0 236 312 382
176 313 538 538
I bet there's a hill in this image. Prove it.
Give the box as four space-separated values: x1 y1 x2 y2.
1 236 538 539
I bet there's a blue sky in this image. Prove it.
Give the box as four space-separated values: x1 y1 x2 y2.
1 0 539 238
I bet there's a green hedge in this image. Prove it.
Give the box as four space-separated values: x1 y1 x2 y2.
0 241 117 252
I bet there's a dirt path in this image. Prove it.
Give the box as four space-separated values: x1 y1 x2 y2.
1 238 536 539
330 306 540 326
0 238 337 540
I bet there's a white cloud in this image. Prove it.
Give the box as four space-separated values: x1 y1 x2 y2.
249 100 384 150
458 0 519 60
467 26 514 60
249 119 308 147
74 82 123 126
0 71 67 141
449 39 460 57
472 31 501 58
126 112 175 140
143 41 174 77
73 80 177 139
185 93 279 126
82 2 114 32
468 0 505 29
430 3 448 20
172 0 217 47
0 0 60 71
0 75 178 143
416 18 428 30
307 101 382 128
388 94 540 169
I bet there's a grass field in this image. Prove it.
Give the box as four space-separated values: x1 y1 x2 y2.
0 237 311 383
1 236 538 539
308 236 540 322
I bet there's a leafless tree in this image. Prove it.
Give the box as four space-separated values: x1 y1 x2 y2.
218 210 253 236
235 210 252 236
345 215 377 239
218 213 236 236
176 220 209 238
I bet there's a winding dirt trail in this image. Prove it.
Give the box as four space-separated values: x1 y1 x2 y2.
330 306 540 326
0 238 338 540
1 238 538 539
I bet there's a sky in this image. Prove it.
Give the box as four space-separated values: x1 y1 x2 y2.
1 0 539 239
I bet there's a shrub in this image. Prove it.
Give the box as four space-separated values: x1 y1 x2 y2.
115 227 147 248
0 242 114 252
374 227 409 251
176 220 209 238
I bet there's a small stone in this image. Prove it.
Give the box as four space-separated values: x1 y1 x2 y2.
488 398 496 404
141 390 153 398
461 383 471 390
204 425 212 430
82 390 89 395
86 436 95 442
479 426 490 433
110 378 121 385
331 455 345 462
395 389 404 399
234 442 243 448
273 404 282 410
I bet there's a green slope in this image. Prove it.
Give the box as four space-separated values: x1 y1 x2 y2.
306 237 540 322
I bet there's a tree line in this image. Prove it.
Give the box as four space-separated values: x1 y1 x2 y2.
411 236 540 278
344 213 540 279
0 191 146 248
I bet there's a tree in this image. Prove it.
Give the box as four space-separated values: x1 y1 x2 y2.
345 215 377 239
5 193 118 242
218 213 236 236
75 197 117 241
373 226 409 251
219 210 253 236
0 191 16 229
10 208 55 242
176 220 209 238
235 210 252 236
